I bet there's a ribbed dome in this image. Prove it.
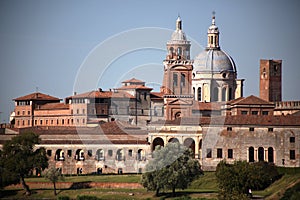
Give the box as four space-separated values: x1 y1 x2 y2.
193 49 236 73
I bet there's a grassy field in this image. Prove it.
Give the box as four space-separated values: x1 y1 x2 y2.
25 174 141 183
2 168 300 200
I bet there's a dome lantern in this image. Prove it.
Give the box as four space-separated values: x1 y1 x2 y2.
207 12 220 50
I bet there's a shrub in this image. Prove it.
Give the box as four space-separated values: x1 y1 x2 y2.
57 196 70 200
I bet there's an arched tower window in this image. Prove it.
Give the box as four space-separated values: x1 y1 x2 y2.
229 88 233 100
213 87 218 102
177 47 182 56
222 88 226 101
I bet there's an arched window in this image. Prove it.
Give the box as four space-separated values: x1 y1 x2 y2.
249 147 254 162
184 138 195 156
258 147 264 162
193 87 195 100
177 47 182 56
152 137 164 151
229 88 233 100
213 87 218 101
268 147 274 163
116 149 124 161
198 87 201 101
180 73 185 95
222 88 226 101
96 149 105 161
168 138 179 143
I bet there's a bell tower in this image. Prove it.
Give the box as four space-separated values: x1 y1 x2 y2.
259 59 282 102
162 16 194 120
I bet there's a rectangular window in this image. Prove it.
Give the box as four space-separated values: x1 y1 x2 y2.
88 150 92 157
82 109 85 114
181 73 185 87
268 128 273 132
249 127 255 132
47 150 52 157
35 120 37 125
77 109 79 114
227 127 232 131
40 120 43 125
290 150 296 160
228 149 233 159
128 149 133 157
28 111 30 115
217 148 223 158
206 148 212 158
290 137 295 143
241 111 248 115
67 150 72 157
108 150 113 157
262 111 269 115
252 111 258 115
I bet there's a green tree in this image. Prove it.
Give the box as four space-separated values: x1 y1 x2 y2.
216 160 279 200
141 142 203 196
45 167 64 195
0 132 48 195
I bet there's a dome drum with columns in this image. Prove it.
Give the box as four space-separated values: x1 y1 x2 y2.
192 14 244 102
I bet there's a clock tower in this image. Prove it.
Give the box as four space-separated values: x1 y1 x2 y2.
161 16 194 120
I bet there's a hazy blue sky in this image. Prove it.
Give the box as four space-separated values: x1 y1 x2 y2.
0 0 300 122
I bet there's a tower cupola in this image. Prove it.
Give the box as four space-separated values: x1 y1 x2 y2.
207 13 220 49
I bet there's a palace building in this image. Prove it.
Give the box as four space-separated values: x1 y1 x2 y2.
0 15 300 174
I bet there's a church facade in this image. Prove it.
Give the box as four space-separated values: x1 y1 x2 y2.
1 15 300 174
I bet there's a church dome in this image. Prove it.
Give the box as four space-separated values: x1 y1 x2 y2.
193 49 236 73
193 13 236 74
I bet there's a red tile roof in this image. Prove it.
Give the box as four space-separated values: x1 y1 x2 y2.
150 92 164 99
67 90 135 99
150 115 300 126
229 95 274 106
192 102 222 111
122 78 145 83
38 103 69 110
117 85 153 90
14 92 60 101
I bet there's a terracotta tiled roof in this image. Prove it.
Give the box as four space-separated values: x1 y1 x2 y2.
150 92 164 99
192 102 222 111
38 103 69 110
117 85 153 90
67 90 135 99
122 78 145 83
13 92 60 101
150 115 300 126
229 95 274 106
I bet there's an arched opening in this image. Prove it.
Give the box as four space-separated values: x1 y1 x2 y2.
184 138 195 156
213 87 218 101
229 88 233 100
222 87 226 101
97 167 102 174
249 147 254 162
95 149 105 161
152 137 164 151
258 147 264 162
168 138 179 143
116 149 124 161
137 149 146 161
177 47 182 56
198 87 201 101
55 149 65 161
75 149 84 161
268 147 274 163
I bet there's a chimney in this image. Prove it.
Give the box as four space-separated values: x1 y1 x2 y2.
73 92 77 95
98 88 102 92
